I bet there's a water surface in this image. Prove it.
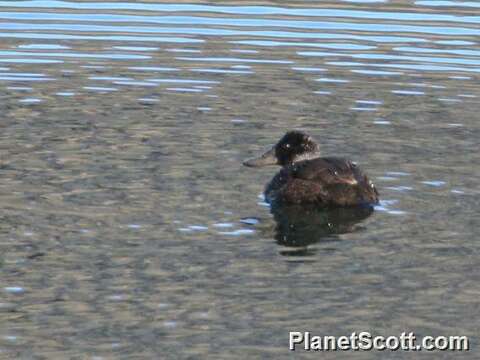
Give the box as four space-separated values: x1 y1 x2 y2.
0 0 479 358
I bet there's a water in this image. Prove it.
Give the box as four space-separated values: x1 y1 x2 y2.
0 0 479 358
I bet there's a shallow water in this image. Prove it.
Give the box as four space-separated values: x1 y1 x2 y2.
0 0 479 358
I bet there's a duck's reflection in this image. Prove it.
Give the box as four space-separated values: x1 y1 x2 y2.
270 204 374 250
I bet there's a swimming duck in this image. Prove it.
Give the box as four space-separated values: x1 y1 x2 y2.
243 131 379 207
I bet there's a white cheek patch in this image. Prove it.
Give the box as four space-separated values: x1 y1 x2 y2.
294 151 321 163
343 178 358 185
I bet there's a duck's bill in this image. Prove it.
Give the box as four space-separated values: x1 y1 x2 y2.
243 147 278 167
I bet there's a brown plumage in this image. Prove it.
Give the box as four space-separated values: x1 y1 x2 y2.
244 131 379 207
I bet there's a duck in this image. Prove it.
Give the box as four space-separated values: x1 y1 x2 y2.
243 130 379 207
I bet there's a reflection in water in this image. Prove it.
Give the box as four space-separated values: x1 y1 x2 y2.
271 203 374 249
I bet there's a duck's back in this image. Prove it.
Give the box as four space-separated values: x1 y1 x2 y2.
265 157 378 207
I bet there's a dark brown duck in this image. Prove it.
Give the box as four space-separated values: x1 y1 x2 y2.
243 131 379 207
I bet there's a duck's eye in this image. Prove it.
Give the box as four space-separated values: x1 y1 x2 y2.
284 143 291 149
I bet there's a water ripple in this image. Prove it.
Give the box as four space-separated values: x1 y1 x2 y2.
1 2 479 24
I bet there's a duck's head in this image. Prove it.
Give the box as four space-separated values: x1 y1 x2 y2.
243 131 319 167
